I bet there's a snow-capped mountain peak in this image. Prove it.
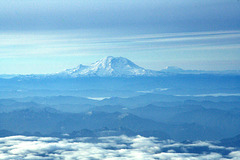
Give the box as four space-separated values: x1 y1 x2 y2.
161 66 184 72
59 56 159 77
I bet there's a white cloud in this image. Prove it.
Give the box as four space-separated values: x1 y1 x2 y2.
229 151 240 160
0 135 239 160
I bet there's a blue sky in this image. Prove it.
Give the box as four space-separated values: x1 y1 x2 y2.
0 0 240 74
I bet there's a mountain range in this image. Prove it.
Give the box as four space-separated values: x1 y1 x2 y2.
1 96 240 141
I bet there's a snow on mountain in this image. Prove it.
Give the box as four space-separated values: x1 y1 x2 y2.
59 56 159 77
160 66 184 73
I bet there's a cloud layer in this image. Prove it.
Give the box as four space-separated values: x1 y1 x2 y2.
0 135 239 160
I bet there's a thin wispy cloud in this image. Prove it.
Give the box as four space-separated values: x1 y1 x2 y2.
1 30 240 46
0 30 240 57
136 33 240 43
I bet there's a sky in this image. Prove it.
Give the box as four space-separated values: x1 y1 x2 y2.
0 0 240 74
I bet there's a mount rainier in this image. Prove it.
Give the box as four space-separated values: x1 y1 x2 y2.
58 56 159 77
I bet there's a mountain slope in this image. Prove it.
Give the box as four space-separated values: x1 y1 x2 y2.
59 56 159 77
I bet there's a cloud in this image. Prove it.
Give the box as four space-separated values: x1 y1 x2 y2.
0 135 239 160
229 151 240 160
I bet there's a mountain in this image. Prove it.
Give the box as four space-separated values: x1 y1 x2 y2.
58 56 159 77
0 108 170 139
160 66 184 73
0 107 229 141
160 66 240 74
170 108 240 138
220 134 240 147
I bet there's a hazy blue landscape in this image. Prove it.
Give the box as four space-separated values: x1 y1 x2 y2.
1 0 240 159
0 56 240 159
